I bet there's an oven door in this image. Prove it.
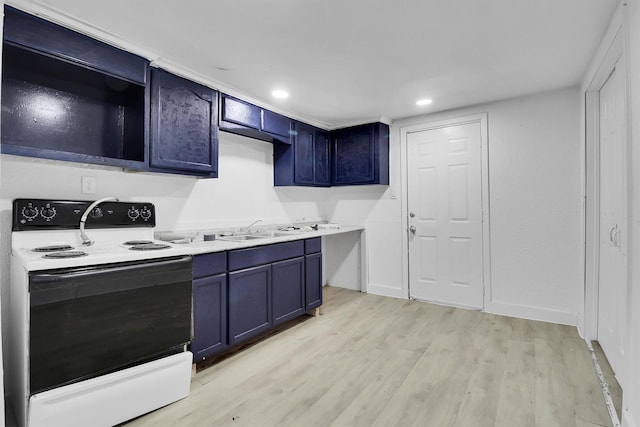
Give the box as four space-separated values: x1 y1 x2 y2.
28 256 193 395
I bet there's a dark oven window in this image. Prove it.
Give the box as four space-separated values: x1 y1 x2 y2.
29 256 192 394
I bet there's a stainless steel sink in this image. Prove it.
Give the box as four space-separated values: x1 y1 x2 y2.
254 231 298 238
209 229 309 242
216 234 268 242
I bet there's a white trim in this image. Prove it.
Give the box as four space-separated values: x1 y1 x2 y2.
399 113 490 306
583 4 631 394
582 3 625 341
366 283 405 299
485 301 577 327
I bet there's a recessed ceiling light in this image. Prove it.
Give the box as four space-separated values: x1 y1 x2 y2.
272 90 289 99
416 98 433 106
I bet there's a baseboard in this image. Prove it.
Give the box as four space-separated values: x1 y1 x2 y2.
485 300 578 326
325 282 360 291
366 283 405 299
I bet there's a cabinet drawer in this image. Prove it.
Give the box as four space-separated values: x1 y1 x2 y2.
228 241 304 271
305 237 322 254
193 252 227 278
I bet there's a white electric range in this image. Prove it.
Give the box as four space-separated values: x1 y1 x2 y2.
8 198 194 427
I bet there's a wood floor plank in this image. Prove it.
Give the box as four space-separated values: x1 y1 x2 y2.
534 337 579 427
562 337 613 427
593 340 623 421
453 321 509 426
328 348 423 427
123 287 613 427
494 339 536 427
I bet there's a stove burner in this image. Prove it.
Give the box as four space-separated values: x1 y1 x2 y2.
122 240 154 246
43 251 88 259
128 243 171 251
32 244 74 253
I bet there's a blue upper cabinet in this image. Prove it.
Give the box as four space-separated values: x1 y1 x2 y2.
150 68 219 177
274 120 389 187
219 93 291 144
274 121 330 187
3 6 147 85
1 6 148 169
331 122 389 185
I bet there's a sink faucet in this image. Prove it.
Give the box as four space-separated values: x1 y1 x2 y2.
79 197 119 246
238 219 262 234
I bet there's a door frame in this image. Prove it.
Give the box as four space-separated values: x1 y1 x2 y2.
399 113 491 306
584 27 626 341
584 21 630 388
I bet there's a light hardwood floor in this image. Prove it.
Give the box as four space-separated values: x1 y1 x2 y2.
124 286 613 427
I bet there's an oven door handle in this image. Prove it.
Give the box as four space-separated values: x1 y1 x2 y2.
30 256 193 306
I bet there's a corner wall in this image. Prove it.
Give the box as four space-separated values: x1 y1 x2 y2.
389 88 583 325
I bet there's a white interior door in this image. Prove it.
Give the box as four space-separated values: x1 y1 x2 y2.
407 122 484 308
597 61 627 379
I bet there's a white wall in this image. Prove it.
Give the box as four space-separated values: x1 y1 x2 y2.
388 88 583 325
0 132 331 231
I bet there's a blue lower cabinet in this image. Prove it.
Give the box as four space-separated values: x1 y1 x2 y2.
192 273 227 361
228 264 272 345
193 240 322 361
272 257 305 326
305 252 323 311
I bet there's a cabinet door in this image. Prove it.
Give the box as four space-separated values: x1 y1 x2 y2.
262 110 291 140
4 6 147 85
228 265 272 345
272 257 305 326
331 124 375 185
294 123 315 185
314 129 330 186
2 7 148 170
150 68 218 175
192 273 227 361
305 253 323 311
220 95 261 129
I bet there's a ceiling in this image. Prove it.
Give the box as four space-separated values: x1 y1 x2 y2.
11 0 619 128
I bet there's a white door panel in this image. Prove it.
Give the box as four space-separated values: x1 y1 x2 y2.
407 122 483 308
597 62 627 380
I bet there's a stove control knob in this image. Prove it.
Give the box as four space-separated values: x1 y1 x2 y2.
41 206 56 221
89 207 104 219
21 205 39 221
127 207 140 221
140 207 152 221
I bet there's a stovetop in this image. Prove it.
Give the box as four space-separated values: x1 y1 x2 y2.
11 198 192 271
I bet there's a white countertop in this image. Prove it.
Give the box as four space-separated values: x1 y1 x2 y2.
160 225 365 256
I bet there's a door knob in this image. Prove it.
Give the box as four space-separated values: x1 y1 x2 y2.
610 224 619 246
409 225 416 234
409 212 416 218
